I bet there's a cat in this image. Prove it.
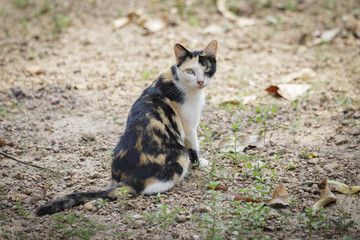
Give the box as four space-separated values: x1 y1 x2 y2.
36 40 218 216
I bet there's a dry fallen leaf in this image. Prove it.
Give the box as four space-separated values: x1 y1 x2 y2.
207 184 228 191
216 0 255 27
113 17 131 30
312 178 336 211
266 84 311 101
142 17 167 33
26 65 45 75
266 185 290 208
234 195 261 203
280 68 316 83
313 27 341 44
328 180 360 194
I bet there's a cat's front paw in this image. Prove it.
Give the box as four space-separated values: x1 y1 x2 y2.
198 158 209 168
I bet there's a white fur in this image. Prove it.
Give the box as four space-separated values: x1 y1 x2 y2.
199 158 209 168
143 181 175 195
143 162 189 194
174 62 208 151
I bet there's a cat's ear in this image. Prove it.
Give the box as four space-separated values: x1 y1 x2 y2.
174 43 190 63
204 40 218 58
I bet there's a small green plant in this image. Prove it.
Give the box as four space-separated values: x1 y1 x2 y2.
200 123 221 177
331 209 356 231
103 149 113 169
299 150 317 159
52 213 106 239
96 199 108 209
230 201 271 239
15 200 29 218
144 204 181 234
141 68 157 80
0 186 7 221
249 105 277 145
285 0 297 11
14 0 30 9
116 187 130 207
298 208 330 238
285 162 295 170
54 14 70 33
188 15 200 27
198 181 227 240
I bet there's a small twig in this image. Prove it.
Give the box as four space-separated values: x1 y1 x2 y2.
0 151 49 171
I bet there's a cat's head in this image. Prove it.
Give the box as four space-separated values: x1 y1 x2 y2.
173 40 217 90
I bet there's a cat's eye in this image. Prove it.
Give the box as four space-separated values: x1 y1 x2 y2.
205 66 211 72
186 68 195 75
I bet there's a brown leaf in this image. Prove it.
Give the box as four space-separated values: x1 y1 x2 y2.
234 196 261 203
207 184 228 191
266 84 311 101
266 185 290 208
312 178 336 211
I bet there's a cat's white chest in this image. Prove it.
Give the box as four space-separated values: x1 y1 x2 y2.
181 90 205 130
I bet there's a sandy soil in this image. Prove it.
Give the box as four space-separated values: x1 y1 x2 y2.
1 0 359 239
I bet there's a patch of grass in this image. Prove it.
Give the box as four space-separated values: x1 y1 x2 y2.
188 15 200 27
54 14 70 33
298 208 330 238
52 213 107 240
36 0 53 16
285 161 295 170
230 201 271 239
144 204 183 234
13 0 30 9
15 199 29 219
141 68 157 81
198 181 227 239
200 123 222 178
0 186 7 221
285 0 297 11
249 105 277 145
331 209 357 232
96 199 108 209
116 187 130 207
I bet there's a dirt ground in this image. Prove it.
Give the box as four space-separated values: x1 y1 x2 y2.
0 0 360 239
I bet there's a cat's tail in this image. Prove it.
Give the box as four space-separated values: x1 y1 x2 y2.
35 185 120 216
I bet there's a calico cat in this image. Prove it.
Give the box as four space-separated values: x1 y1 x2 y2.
36 40 218 216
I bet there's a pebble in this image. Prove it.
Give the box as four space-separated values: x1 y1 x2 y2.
53 146 60 153
324 162 338 170
89 171 99 179
195 204 212 213
310 184 320 194
348 127 360 136
335 136 348 145
308 158 319 165
353 112 360 119
133 220 145 229
83 202 94 211
175 214 186 223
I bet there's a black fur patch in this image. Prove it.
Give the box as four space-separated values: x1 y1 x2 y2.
188 149 199 163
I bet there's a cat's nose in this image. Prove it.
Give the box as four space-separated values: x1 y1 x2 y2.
197 80 204 86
